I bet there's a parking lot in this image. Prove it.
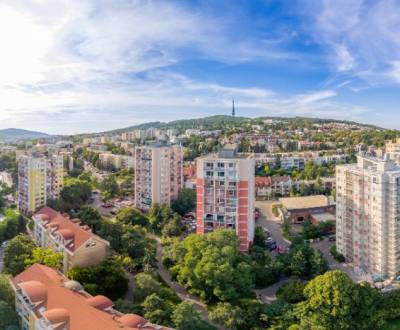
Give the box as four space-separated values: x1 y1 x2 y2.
255 200 291 254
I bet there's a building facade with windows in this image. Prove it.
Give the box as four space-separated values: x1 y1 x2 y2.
196 145 255 252
134 144 183 211
10 263 169 330
32 207 109 273
18 154 64 214
336 154 400 278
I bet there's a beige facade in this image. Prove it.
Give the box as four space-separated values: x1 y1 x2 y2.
99 152 134 170
18 154 64 214
134 144 183 211
32 207 109 273
336 154 400 278
386 138 400 164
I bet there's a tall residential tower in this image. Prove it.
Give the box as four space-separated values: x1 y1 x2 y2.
196 145 255 252
18 154 64 214
134 144 183 211
336 154 400 278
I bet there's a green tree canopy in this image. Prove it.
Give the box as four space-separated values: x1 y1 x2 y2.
172 301 215 330
78 206 103 233
3 235 35 275
171 188 196 215
25 247 62 269
116 207 149 227
68 258 128 300
296 270 382 330
169 229 255 302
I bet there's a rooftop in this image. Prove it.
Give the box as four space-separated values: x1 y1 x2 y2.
11 264 169 330
279 195 330 210
33 207 108 252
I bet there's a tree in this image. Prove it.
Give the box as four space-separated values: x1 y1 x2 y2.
98 220 124 251
171 229 255 302
0 301 19 330
209 302 245 330
296 270 380 330
276 280 305 303
116 207 149 227
68 258 128 300
171 188 196 215
142 293 172 326
253 227 266 248
172 302 214 330
0 210 26 243
25 247 62 269
100 175 119 200
120 225 157 270
3 235 35 275
0 274 15 305
161 214 185 237
134 272 161 302
60 178 92 211
78 206 103 233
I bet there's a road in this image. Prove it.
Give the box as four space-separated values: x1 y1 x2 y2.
255 200 291 251
89 192 116 217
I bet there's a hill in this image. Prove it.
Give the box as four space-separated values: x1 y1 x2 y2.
0 128 49 142
102 115 381 135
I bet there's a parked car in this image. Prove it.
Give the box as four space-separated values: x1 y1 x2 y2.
267 242 277 251
329 236 336 242
101 202 113 208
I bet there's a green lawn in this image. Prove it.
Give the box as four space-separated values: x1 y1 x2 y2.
384 319 400 330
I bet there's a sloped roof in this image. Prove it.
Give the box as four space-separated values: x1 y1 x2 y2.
11 264 169 330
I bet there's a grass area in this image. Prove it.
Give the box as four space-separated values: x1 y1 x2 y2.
384 319 400 330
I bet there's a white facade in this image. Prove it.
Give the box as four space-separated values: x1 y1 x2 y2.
336 154 400 278
134 145 183 211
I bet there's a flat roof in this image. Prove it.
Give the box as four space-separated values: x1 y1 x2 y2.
311 212 336 222
279 195 329 210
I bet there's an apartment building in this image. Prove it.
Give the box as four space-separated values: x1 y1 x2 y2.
10 263 169 330
32 207 109 273
336 154 400 278
134 144 183 211
386 138 400 164
196 145 255 252
99 153 134 170
18 154 64 214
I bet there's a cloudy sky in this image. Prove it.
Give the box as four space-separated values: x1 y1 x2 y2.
1 0 400 134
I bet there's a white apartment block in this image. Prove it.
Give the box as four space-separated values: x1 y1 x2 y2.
386 138 400 165
99 153 134 170
336 154 400 278
134 144 183 211
18 154 64 214
196 145 255 252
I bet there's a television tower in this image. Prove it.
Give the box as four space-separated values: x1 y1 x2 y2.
232 98 235 117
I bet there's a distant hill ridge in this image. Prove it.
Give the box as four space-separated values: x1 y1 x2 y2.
102 115 382 135
0 128 49 142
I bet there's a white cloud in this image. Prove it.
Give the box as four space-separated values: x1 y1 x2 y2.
303 0 400 85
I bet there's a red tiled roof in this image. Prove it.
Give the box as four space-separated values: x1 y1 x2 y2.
11 264 169 330
34 207 92 252
255 176 272 187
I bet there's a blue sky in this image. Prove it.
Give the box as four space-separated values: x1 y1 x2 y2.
1 0 400 134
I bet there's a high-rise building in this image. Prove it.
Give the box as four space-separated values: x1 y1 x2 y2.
336 154 400 278
18 154 64 214
196 145 255 252
134 144 183 211
386 138 400 164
